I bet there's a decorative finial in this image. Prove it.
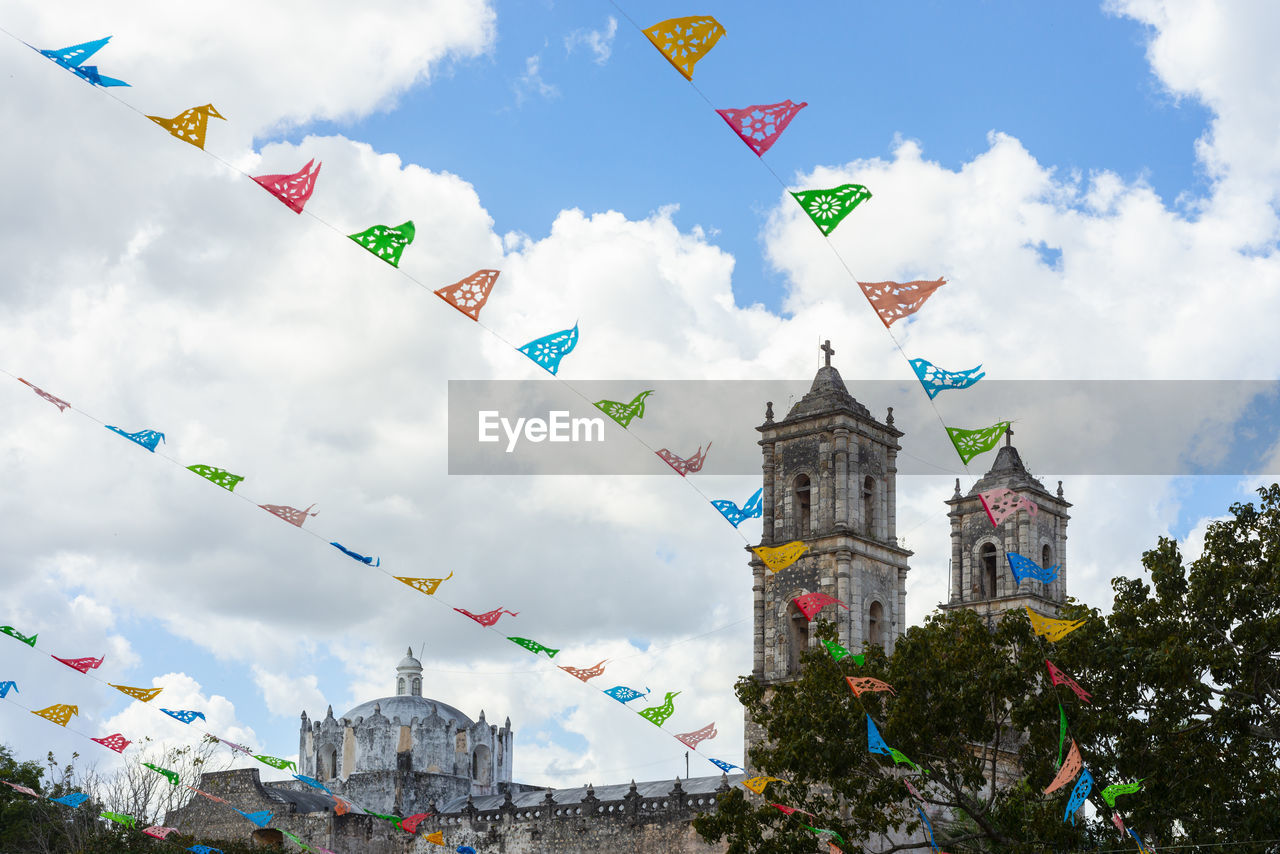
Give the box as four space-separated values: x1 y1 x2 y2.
886 406 894 426
1005 425 1014 447
1057 480 1064 499
406 646 413 656
821 339 835 368
953 478 961 498
764 401 774 423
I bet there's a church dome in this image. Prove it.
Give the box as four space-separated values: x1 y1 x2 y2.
397 649 422 670
342 695 474 728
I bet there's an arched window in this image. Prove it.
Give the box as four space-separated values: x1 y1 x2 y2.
863 476 875 538
980 543 998 598
1042 544 1053 568
397 677 406 696
411 677 422 697
786 601 809 676
471 745 493 787
868 601 884 646
317 744 337 782
794 475 811 536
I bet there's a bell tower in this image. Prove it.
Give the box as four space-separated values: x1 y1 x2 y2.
750 341 912 689
942 429 1070 619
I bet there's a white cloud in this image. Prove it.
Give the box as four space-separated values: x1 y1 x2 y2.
514 53 559 103
564 16 618 65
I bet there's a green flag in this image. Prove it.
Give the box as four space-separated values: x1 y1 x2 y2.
0 625 37 647
254 754 297 772
101 811 135 827
820 639 864 665
594 390 653 428
638 691 681 727
945 422 1011 465
790 183 871 236
888 747 920 771
281 829 312 851
187 464 244 492
348 221 415 268
1102 780 1142 807
1057 703 1068 768
507 636 559 658
142 763 179 786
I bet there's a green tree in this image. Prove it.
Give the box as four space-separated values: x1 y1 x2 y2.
695 486 1280 853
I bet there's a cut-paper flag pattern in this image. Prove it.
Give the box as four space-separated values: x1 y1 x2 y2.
711 488 763 527
349 221 415 268
394 574 451 596
52 654 104 674
146 104 224 150
518 324 578 375
39 37 129 87
295 775 333 795
19 378 70 412
105 426 165 452
639 691 680 727
1008 552 1059 585
846 676 895 697
1044 740 1082 794
856 279 947 328
741 776 785 794
1 626 37 647
1045 659 1092 703
917 806 939 852
52 792 89 807
716 100 807 156
252 159 321 214
236 809 272 827
708 758 741 773
656 443 711 476
455 607 518 627
3 781 39 797
434 269 498 320
92 733 131 753
674 722 717 749
1064 767 1093 825
187 464 244 492
946 422 1011 465
331 542 379 566
822 640 863 665
1102 781 1142 808
102 811 135 827
507 637 558 658
751 541 808 572
400 813 431 833
32 704 78 727
0 681 16 698
559 660 608 682
1026 607 1086 642
595 390 653 428
604 685 649 704
793 592 849 621
643 16 724 80
979 487 1038 527
254 754 297 772
143 826 178 839
260 503 318 528
909 358 984 399
143 764 180 786
791 184 871 236
161 709 206 725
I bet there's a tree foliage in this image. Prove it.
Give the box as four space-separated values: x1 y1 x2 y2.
696 486 1280 853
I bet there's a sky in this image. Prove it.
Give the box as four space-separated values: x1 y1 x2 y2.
1 0 1280 802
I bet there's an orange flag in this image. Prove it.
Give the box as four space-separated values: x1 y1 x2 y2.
395 573 453 596
1044 740 1083 794
32 704 78 727
146 104 225 149
846 676 896 697
110 683 163 702
643 16 725 80
424 830 446 846
856 278 947 327
558 660 607 682
435 270 499 321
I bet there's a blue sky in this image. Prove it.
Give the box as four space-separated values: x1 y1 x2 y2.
2 0 1279 798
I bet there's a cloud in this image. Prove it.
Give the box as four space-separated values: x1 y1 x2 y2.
513 53 559 103
564 16 618 65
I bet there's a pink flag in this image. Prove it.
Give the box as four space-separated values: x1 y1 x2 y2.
1044 740 1082 794
454 607 519 627
656 444 711 476
18 378 70 412
2 781 39 797
259 503 318 528
715 100 807 156
92 733 131 753
856 278 947 328
1045 660 1092 703
1112 812 1126 835
675 722 718 750
188 786 228 804
846 676 896 697
771 803 813 817
793 592 849 621
52 654 104 674
979 488 1038 527
217 737 254 755
400 812 432 833
558 660 608 682
252 159 321 213
143 826 178 839
904 779 924 801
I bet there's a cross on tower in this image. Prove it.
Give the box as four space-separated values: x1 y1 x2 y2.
1005 425 1014 447
821 339 834 367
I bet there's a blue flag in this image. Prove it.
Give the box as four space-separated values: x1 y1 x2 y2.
707 757 741 773
603 685 650 704
236 809 272 827
105 426 165 452
908 358 984 399
38 37 130 87
160 709 206 725
518 323 579 375
188 847 224 854
1007 552 1060 585
710 488 763 528
917 806 939 851
1064 767 1093 825
294 774 332 794
52 792 89 807
330 542 380 566
0 681 17 698
867 715 891 756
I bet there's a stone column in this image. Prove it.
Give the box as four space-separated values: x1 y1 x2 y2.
850 559 864 650
886 446 899 541
836 549 852 648
834 428 850 528
752 563 765 677
896 568 908 649
949 510 963 603
761 442 776 546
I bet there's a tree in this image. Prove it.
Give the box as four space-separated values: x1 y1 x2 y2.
695 486 1280 853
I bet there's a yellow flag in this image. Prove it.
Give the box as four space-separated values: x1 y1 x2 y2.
32 704 79 727
751 541 808 572
1025 607 1085 642
741 775 785 794
395 572 453 596
110 683 162 702
643 16 725 80
424 830 446 846
145 104 225 150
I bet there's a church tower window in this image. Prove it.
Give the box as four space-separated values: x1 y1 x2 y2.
1042 544 1052 567
318 744 337 782
794 474 811 537
411 677 421 697
786 601 809 677
397 678 406 696
980 543 998 598
863 476 875 538
868 601 883 646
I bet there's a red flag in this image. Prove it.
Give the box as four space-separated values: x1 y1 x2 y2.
771 803 813 816
856 278 947 328
792 593 849 621
52 654 104 674
715 100 807 156
252 159 321 213
454 607 519 627
434 270 499 321
675 722 718 750
656 444 711 476
18 378 71 412
1045 660 1092 703
400 812 432 833
92 733 131 753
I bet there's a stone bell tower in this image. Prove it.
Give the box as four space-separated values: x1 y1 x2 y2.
942 429 1070 620
750 341 913 690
